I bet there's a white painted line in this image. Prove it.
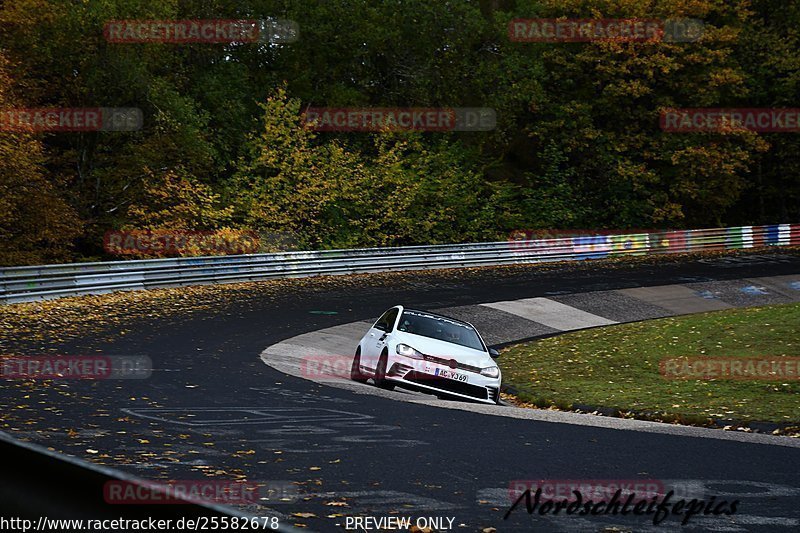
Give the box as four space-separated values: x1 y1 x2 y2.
480 297 617 331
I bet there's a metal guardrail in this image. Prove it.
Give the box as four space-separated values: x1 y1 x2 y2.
1 224 797 304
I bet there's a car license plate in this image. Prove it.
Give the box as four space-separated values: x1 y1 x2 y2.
435 368 467 382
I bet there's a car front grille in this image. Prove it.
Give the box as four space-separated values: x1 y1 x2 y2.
422 354 483 374
404 371 489 401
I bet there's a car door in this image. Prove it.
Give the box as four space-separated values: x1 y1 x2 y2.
363 307 399 371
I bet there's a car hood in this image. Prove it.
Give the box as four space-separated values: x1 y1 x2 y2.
393 332 494 367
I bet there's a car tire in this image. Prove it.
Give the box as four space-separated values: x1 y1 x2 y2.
374 350 395 390
350 347 368 383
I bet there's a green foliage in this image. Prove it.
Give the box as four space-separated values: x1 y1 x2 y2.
125 167 233 230
0 0 798 263
231 88 512 248
0 51 82 266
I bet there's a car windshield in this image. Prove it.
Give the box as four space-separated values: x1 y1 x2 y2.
398 310 484 351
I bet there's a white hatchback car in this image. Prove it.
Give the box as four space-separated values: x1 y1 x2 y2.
351 306 502 404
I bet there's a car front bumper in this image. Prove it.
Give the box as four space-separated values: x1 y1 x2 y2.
386 357 501 404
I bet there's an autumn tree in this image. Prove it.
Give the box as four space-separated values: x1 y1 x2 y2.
0 51 81 265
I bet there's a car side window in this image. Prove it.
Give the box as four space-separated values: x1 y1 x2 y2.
374 308 399 332
373 309 392 331
383 308 399 332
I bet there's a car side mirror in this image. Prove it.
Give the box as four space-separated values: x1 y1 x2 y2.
489 348 500 359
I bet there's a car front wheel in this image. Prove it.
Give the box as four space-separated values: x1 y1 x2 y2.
350 347 368 383
374 350 395 390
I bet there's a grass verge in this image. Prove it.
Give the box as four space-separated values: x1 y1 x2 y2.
498 303 800 430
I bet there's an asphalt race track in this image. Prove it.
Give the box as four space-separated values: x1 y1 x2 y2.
3 252 800 532
260 272 800 448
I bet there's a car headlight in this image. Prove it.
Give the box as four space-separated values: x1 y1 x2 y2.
396 343 424 359
481 366 500 378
